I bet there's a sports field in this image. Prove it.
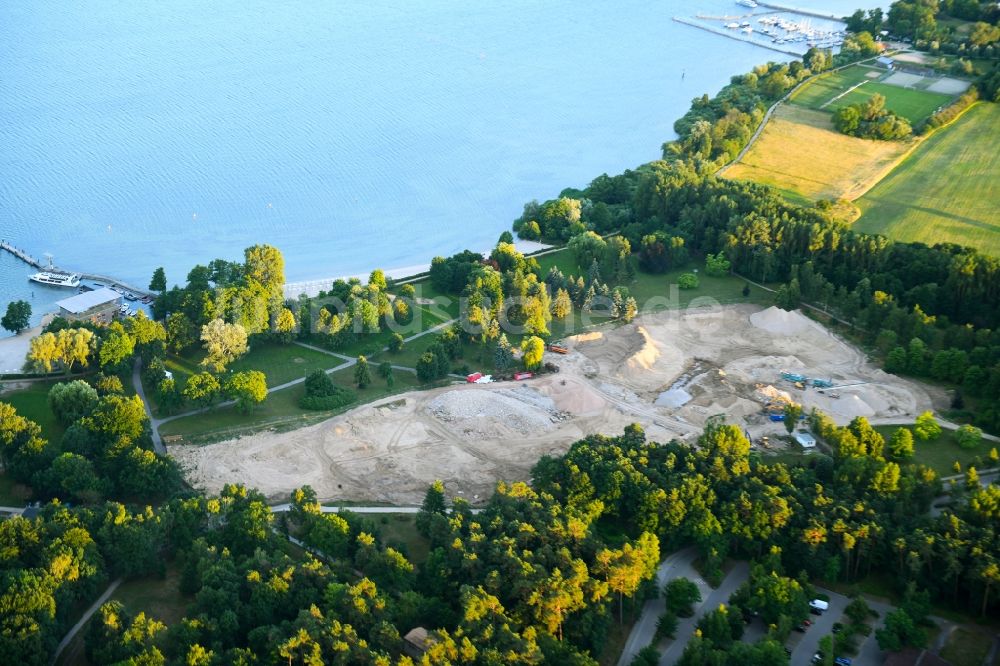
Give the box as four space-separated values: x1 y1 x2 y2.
789 64 881 109
724 105 911 203
825 82 952 124
791 64 956 124
855 103 1000 256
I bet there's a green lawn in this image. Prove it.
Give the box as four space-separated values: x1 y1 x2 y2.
113 567 190 625
789 65 884 110
376 514 431 566
165 342 345 390
228 342 345 387
940 627 994 666
159 364 420 444
825 81 952 125
0 472 32 505
874 424 996 477
1 380 66 443
854 102 1000 256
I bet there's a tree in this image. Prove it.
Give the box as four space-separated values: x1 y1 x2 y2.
784 402 803 434
888 427 914 458
416 480 447 537
388 333 404 353
99 327 136 369
677 273 699 290
494 334 514 373
704 252 731 277
157 378 183 415
378 361 394 389
522 336 545 371
183 372 221 407
368 269 387 291
885 346 908 374
2 300 31 334
876 609 927 651
834 105 861 134
200 319 248 372
354 355 372 389
597 534 659 624
655 611 678 639
913 411 941 441
623 297 638 323
48 380 99 426
225 371 267 413
149 267 167 292
165 312 196 354
273 307 297 343
664 578 701 617
629 646 660 666
956 424 982 450
416 352 438 383
552 288 572 320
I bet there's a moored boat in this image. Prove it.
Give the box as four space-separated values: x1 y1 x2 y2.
28 271 81 288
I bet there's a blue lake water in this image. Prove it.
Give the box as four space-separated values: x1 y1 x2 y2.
0 0 877 332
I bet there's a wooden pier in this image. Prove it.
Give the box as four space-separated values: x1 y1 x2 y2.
1 240 155 298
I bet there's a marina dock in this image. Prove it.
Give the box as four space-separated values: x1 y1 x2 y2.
1 240 155 298
671 16 803 57
756 2 843 21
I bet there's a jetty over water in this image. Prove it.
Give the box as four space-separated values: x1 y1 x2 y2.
671 16 802 57
1 240 155 298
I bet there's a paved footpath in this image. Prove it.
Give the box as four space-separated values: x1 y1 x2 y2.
51 578 123 665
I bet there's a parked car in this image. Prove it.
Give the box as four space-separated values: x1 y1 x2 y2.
835 658 852 666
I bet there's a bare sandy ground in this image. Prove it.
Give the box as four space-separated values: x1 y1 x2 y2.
0 314 54 373
172 304 941 504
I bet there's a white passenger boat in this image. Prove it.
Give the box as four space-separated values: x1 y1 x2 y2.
28 271 81 288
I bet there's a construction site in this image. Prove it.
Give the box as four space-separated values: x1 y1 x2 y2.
172 304 942 504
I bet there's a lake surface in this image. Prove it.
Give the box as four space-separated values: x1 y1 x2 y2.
0 0 875 331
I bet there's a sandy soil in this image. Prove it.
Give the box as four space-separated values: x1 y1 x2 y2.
172 304 940 504
0 314 54 373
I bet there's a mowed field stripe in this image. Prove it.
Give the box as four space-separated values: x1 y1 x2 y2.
854 102 1000 256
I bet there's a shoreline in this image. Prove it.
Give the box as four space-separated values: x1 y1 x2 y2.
282 239 554 298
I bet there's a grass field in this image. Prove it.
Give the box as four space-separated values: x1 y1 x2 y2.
376 513 431 566
164 342 345 391
940 628 994 666
873 424 997 477
159 365 420 444
725 105 911 202
854 102 1000 256
789 64 883 109
825 81 952 125
1 380 66 443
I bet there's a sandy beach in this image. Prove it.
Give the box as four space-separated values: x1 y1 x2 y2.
283 239 553 298
0 313 54 373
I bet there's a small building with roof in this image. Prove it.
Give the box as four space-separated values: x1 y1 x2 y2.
794 431 817 449
55 287 122 324
403 627 436 659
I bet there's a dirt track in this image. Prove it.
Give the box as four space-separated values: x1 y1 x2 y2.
172 305 941 504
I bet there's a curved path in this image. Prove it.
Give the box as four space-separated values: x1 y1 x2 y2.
50 578 123 665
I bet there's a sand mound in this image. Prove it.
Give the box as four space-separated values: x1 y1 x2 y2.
428 387 557 436
750 307 814 335
571 331 604 344
626 326 661 372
